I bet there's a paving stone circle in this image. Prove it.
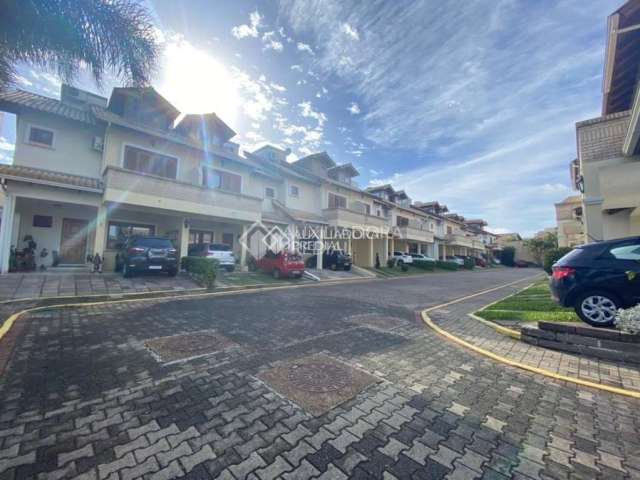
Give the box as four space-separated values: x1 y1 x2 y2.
287 360 352 392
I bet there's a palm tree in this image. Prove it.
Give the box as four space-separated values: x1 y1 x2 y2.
0 0 159 90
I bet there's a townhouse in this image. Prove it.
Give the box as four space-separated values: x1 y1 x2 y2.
554 195 585 247
571 0 640 242
0 83 493 273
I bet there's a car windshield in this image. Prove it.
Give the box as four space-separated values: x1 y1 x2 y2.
209 244 231 251
134 238 173 248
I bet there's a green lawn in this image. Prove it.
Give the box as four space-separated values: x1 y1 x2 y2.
476 280 579 323
217 270 307 287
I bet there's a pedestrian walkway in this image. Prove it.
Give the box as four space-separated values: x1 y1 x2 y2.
427 284 640 392
0 272 200 301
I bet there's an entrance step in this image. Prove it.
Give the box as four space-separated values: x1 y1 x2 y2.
521 321 640 364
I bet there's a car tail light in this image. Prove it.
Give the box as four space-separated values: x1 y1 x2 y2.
128 247 145 254
552 266 575 280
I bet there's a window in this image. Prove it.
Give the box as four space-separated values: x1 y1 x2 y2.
328 193 347 209
123 145 178 179
289 185 300 197
396 216 409 227
189 230 214 244
202 167 242 193
429 222 435 232
107 221 155 249
27 126 54 147
32 215 53 228
447 226 453 235
265 187 275 198
609 244 640 261
222 233 234 249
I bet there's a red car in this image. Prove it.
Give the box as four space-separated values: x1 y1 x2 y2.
250 250 305 279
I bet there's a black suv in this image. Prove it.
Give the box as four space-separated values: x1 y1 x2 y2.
115 236 179 278
305 249 352 270
550 237 640 327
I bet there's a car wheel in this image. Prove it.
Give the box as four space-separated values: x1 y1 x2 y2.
273 269 281 279
167 268 177 277
575 291 620 327
344 265 351 271
122 263 132 278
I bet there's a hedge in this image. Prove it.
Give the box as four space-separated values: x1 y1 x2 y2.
181 256 218 289
436 260 459 271
543 247 573 274
413 259 435 271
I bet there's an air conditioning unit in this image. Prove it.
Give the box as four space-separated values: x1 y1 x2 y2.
92 136 104 151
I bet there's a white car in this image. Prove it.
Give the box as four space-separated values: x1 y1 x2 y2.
188 243 236 272
446 256 465 266
410 253 436 262
392 251 413 264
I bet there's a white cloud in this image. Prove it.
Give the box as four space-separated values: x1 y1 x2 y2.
341 23 359 40
262 31 284 52
297 42 315 55
14 75 33 87
290 65 303 72
270 82 286 92
0 137 15 152
231 10 262 39
347 102 360 115
298 101 327 127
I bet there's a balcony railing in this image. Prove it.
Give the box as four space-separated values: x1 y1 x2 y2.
103 167 262 221
445 233 474 248
395 220 435 243
323 207 389 231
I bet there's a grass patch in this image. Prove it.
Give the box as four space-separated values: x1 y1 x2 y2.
218 270 306 286
476 279 579 323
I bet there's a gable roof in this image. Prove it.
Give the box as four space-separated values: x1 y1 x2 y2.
174 113 236 143
108 87 180 121
0 89 96 125
328 162 359 177
294 151 336 170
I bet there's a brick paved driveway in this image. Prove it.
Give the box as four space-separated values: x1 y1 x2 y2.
1 268 638 480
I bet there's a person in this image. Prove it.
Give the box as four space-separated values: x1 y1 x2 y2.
92 252 103 273
375 252 381 268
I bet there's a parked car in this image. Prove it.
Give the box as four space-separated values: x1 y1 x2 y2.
514 260 529 268
550 237 640 327
115 236 178 278
446 256 464 266
305 249 352 270
188 243 236 272
392 251 413 264
250 250 305 279
474 257 487 268
410 253 436 263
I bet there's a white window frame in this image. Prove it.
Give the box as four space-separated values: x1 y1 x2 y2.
289 184 300 197
202 165 243 194
265 186 276 198
121 142 180 180
25 123 56 149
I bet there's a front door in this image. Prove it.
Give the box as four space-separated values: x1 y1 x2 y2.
60 218 88 264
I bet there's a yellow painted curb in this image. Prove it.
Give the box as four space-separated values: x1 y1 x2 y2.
467 312 522 340
420 286 640 399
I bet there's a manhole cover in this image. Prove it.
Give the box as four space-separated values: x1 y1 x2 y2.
258 354 380 416
348 314 409 330
287 362 352 392
145 330 236 363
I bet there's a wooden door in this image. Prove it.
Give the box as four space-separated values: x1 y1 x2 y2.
60 218 88 264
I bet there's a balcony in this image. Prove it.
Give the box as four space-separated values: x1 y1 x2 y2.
472 239 486 250
103 167 262 222
395 220 434 243
323 207 389 232
445 233 474 248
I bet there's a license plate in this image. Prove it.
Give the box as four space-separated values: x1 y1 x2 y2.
148 265 162 270
290 271 300 275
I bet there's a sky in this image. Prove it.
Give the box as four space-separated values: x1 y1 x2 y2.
0 0 623 236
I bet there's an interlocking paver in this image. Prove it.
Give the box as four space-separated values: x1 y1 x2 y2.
2 270 639 480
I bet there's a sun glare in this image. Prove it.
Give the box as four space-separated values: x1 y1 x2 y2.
158 37 239 126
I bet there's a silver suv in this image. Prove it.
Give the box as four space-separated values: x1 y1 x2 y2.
188 243 236 272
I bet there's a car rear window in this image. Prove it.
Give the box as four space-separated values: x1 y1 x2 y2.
555 248 582 264
209 244 231 251
134 238 173 248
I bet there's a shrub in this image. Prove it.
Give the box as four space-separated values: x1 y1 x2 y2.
387 258 395 268
181 256 217 289
615 305 640 335
543 247 573 274
500 246 515 267
463 257 475 270
436 260 459 271
400 262 408 272
413 259 435 271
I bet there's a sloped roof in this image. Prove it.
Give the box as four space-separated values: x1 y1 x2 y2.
328 162 359 177
0 164 102 191
272 200 327 224
174 113 236 143
0 89 96 124
294 151 336 170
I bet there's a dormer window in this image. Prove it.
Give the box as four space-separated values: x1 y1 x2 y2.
289 185 300 197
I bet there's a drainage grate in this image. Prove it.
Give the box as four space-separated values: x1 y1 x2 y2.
144 330 236 363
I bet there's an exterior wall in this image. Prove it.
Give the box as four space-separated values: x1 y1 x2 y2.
555 197 584 247
15 111 103 178
577 111 640 242
284 177 322 215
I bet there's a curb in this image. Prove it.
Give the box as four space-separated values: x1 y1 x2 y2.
420 279 640 399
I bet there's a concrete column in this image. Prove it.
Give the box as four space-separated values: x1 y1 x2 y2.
92 203 108 258
180 218 190 261
0 193 16 274
390 237 395 258
240 224 248 270
347 232 352 255
316 226 324 270
383 235 389 264
368 238 375 267
433 242 439 260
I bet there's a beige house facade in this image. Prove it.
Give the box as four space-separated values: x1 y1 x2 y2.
555 195 585 247
0 84 494 273
573 0 640 243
